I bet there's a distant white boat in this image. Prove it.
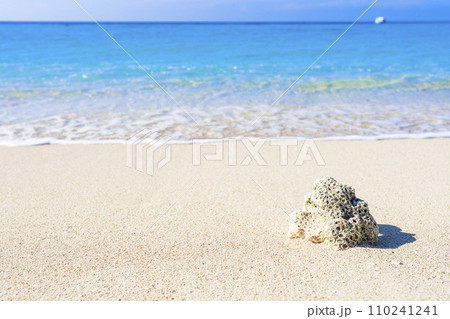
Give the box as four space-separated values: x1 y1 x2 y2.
375 17 386 24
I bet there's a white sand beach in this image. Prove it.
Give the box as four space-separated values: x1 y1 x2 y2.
0 138 449 300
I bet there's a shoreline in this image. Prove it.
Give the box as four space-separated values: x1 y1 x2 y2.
1 131 450 147
1 138 449 300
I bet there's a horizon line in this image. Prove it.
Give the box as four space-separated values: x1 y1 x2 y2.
1 20 450 24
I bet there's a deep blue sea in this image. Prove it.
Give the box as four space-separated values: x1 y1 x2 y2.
0 22 449 144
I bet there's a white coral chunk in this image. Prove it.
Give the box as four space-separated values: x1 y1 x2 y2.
288 177 379 250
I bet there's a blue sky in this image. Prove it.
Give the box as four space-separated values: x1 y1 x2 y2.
0 0 449 22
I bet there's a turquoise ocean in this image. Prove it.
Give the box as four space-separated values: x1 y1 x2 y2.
0 22 449 144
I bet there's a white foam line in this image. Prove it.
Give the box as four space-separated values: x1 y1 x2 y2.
1 132 449 147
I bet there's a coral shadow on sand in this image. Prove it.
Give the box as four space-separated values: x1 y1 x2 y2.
375 224 416 249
